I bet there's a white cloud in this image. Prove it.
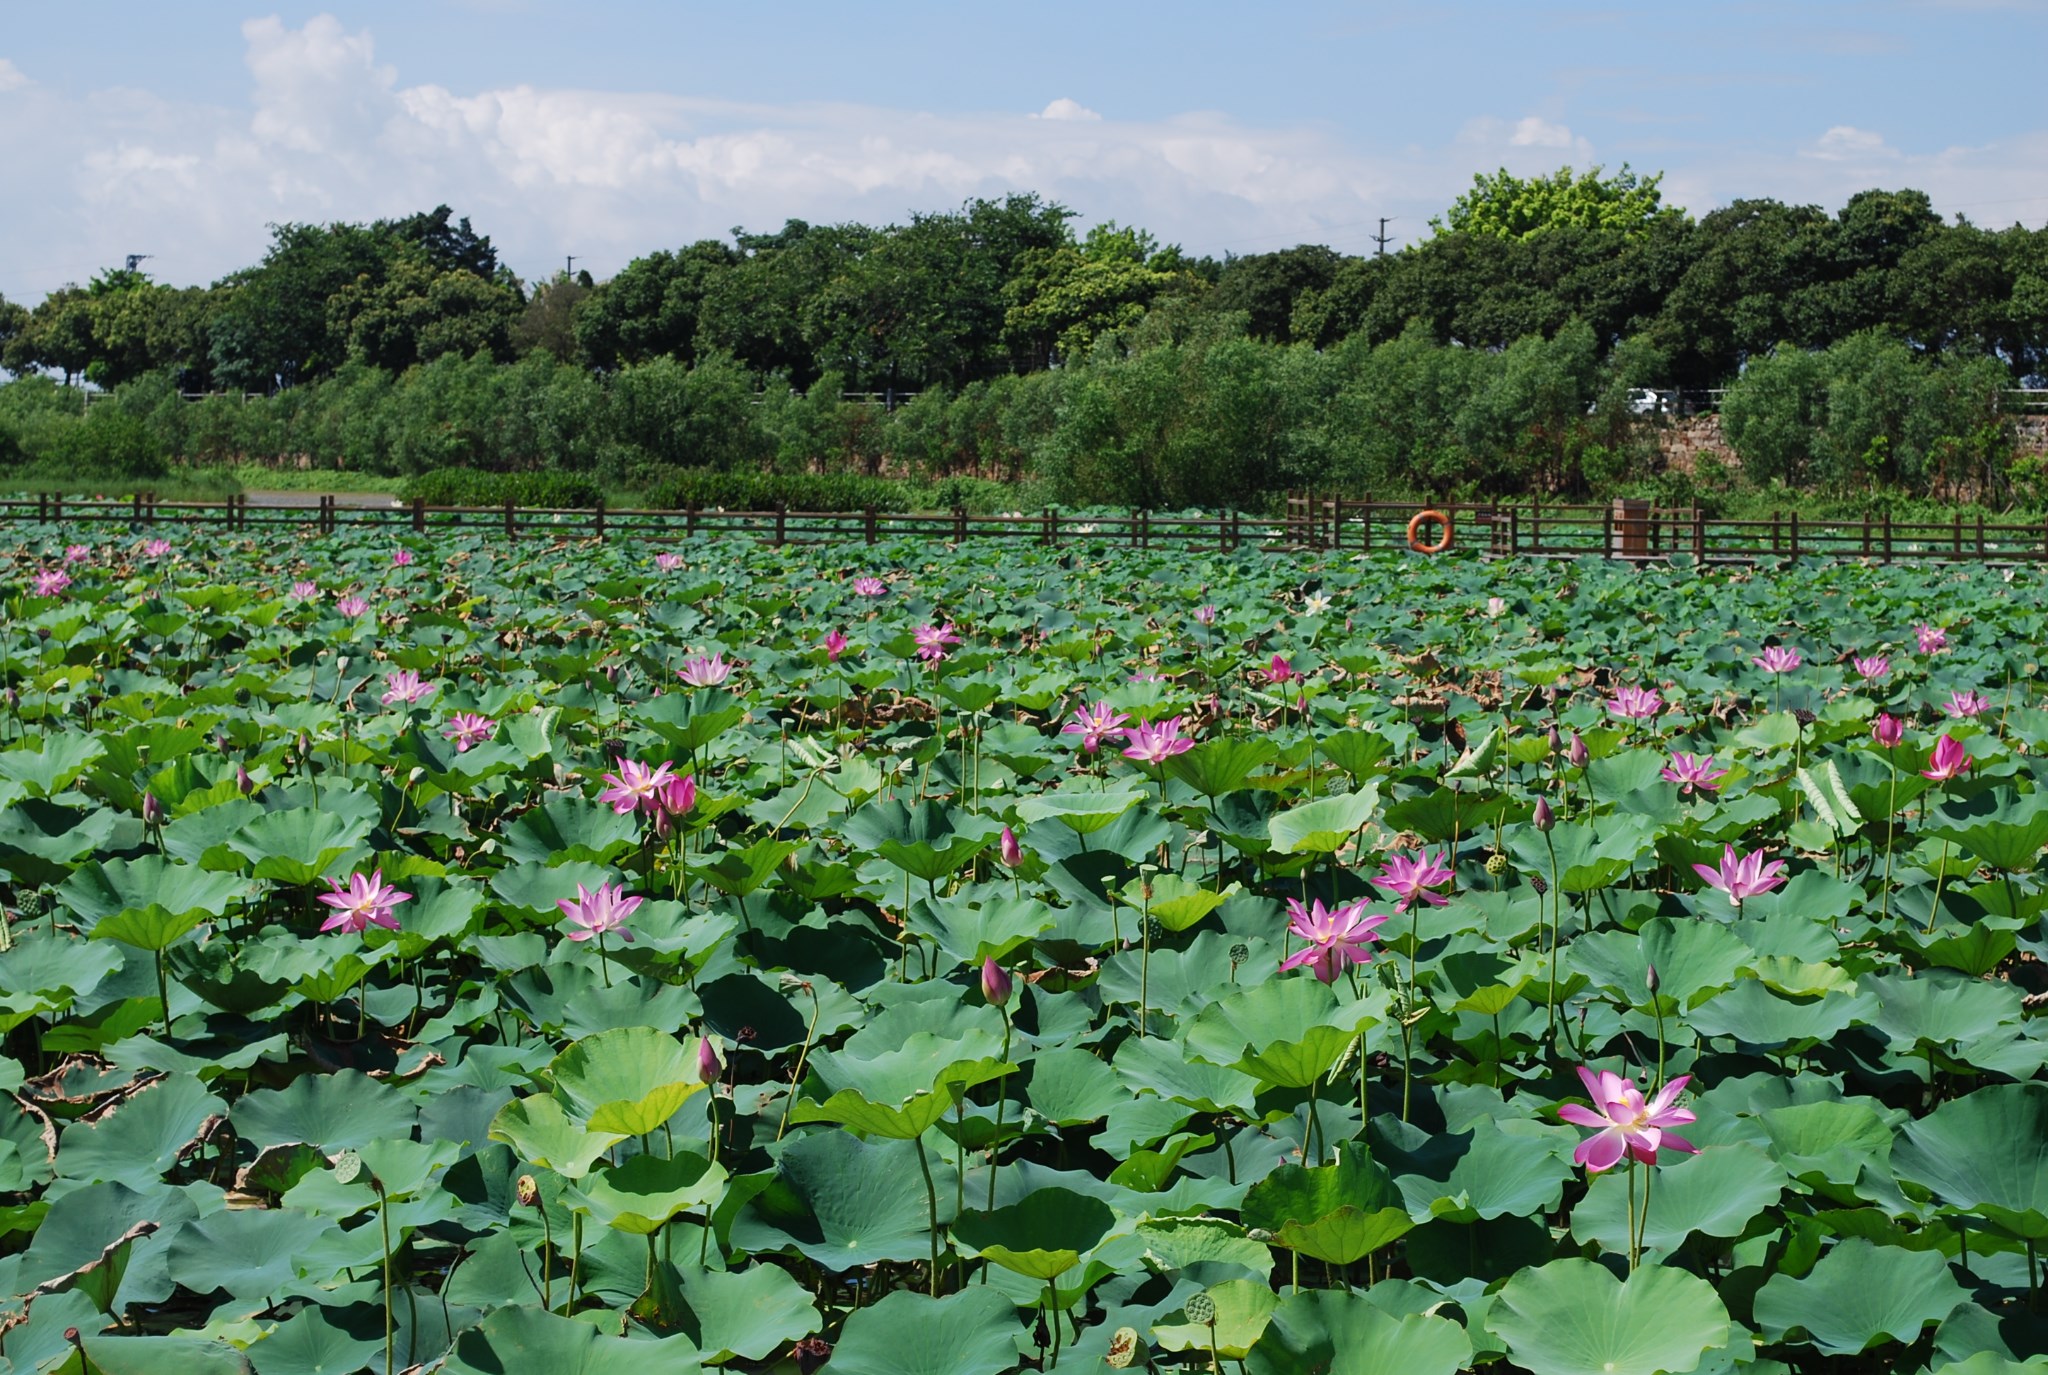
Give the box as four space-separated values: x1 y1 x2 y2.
1806 125 1897 162
1035 97 1101 122
1509 116 1576 149
0 58 28 92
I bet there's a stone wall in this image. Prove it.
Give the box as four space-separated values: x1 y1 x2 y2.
1655 411 2048 476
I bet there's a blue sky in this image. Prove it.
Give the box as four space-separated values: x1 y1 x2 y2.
3 1 2046 297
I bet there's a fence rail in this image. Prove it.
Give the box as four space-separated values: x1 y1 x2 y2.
8 491 2048 567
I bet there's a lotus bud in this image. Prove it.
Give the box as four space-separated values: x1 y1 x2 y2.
1533 797 1555 832
515 1174 539 1207
1872 712 1904 748
407 766 426 787
697 1036 723 1085
981 957 1014 1008
1546 723 1562 754
1645 962 1660 995
141 792 164 826
998 826 1023 869
237 763 254 795
2 688 16 711
296 733 311 760
1567 732 1589 768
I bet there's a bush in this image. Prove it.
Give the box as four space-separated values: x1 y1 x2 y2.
399 468 603 508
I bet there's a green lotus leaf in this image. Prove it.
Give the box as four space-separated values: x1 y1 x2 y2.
1185 978 1376 1088
499 796 642 866
231 1070 417 1152
1132 1218 1275 1280
1269 787 1380 856
828 1288 1020 1375
1927 788 2048 872
638 688 745 752
1864 969 2022 1052
226 806 375 883
912 891 1057 968
1025 1047 1128 1127
164 1208 339 1299
0 733 105 798
1112 1036 1260 1116
952 1187 1115 1280
0 799 122 886
443 1304 702 1375
1760 1100 1897 1187
1892 1084 2048 1240
489 859 625 917
1370 1117 1575 1223
1256 1288 1472 1375
247 1304 383 1375
1241 1153 1415 1263
673 1262 822 1363
487 1094 623 1180
1012 786 1146 833
572 1150 725 1235
1753 1238 1968 1354
727 1131 940 1270
1487 1257 1730 1375
548 1026 707 1136
57 1074 226 1190
1164 737 1278 798
791 1049 1012 1140
1506 817 1657 893
695 836 800 896
1567 917 1747 1010
1571 1145 1784 1254
1153 1279 1278 1358
1122 872 1242 932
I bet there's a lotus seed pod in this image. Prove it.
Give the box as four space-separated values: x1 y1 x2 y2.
234 686 252 706
1143 915 1165 943
1228 941 1250 965
1529 873 1550 896
1485 852 1508 877
1184 1292 1216 1324
1246 1227 1275 1242
515 1175 539 1207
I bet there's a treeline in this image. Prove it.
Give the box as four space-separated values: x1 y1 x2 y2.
0 170 2043 507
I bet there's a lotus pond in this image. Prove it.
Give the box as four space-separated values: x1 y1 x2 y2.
2 529 2048 1375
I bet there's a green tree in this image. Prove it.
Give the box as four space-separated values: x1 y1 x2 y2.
1003 223 1184 367
1433 164 1683 241
327 249 522 373
574 242 736 370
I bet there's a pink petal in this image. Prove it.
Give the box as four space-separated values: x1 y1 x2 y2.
1576 1129 1627 1173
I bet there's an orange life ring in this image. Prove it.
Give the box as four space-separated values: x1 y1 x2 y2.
1407 509 1453 554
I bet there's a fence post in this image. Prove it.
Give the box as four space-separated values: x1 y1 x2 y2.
774 502 787 546
412 498 426 533
1862 512 1871 558
1602 504 1614 559
1047 506 1060 546
1976 511 1985 559
864 506 878 545
1230 508 1242 551
1789 511 1800 561
37 493 47 524
687 505 699 537
594 498 606 542
1137 508 1149 550
1953 512 1962 558
50 494 61 525
131 493 141 523
1883 511 1893 562
504 496 515 539
1508 506 1520 556
954 506 967 544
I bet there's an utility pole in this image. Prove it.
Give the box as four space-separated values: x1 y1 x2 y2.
1370 219 1394 257
124 254 153 272
565 255 577 278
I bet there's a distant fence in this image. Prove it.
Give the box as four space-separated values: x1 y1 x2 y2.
9 491 2048 566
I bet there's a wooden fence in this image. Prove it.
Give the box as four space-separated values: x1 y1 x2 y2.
10 491 2048 566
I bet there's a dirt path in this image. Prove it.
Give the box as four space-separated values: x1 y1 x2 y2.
241 490 401 509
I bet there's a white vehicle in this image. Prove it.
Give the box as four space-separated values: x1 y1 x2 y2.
1625 388 1663 415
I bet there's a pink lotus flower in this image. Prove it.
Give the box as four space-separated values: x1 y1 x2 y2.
1374 849 1455 912
1129 670 1166 684
654 772 696 818
1872 713 1905 747
598 756 677 814
1922 733 1971 782
655 553 684 572
1279 897 1387 983
998 826 1024 868
441 712 496 753
290 580 319 600
677 653 732 688
1121 715 1195 764
1853 655 1891 682
557 881 642 943
64 544 90 564
1693 844 1788 904
1753 646 1802 674
30 569 70 597
336 594 369 618
822 629 848 662
1485 596 1507 619
1063 702 1131 753
380 670 436 706
1916 623 1949 655
317 869 411 935
1194 604 1218 626
853 577 888 597
1660 752 1728 796
1607 686 1664 721
391 548 415 567
1943 689 1992 719
143 539 170 559
913 622 961 662
1266 654 1297 686
1558 1066 1698 1173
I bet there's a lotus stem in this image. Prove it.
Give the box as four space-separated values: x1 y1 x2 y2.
914 1135 941 1297
989 1007 1011 1210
